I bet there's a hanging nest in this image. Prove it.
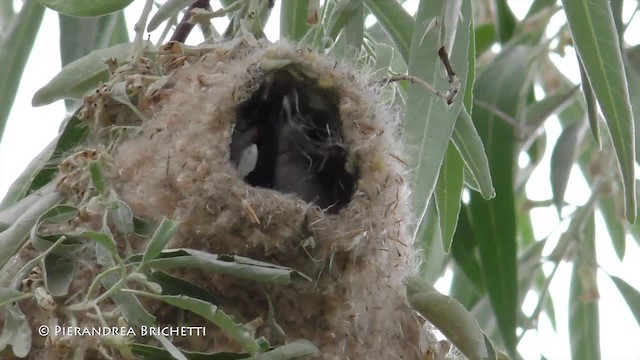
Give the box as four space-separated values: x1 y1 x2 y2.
1 36 453 359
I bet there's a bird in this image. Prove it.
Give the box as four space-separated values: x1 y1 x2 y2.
273 94 332 207
229 69 356 213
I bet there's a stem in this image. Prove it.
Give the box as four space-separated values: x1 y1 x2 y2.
156 14 178 46
9 235 69 290
82 264 127 304
170 0 211 43
473 98 517 126
132 0 155 62
379 74 461 106
517 259 560 344
517 179 605 342
0 292 32 307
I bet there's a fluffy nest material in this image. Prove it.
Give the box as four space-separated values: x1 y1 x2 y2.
6 36 450 359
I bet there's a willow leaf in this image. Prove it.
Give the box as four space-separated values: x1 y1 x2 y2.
562 0 636 222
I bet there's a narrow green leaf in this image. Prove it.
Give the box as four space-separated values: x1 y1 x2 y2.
280 0 309 41
0 304 31 357
463 16 475 112
59 12 125 109
340 1 364 57
474 23 496 57
59 12 123 67
30 205 85 256
137 340 306 360
463 166 481 194
0 187 62 269
326 0 362 40
609 275 640 327
562 0 636 222
32 41 137 106
133 216 159 238
468 295 498 340
628 45 640 75
517 240 546 301
544 295 557 331
149 270 218 304
443 0 463 52
136 249 311 285
517 199 537 247
599 197 626 260
549 188 600 262
417 199 448 283
252 340 319 360
469 44 533 357
130 343 250 359
0 1 13 23
0 288 26 306
142 218 180 265
82 230 118 257
372 42 394 73
37 0 135 17
526 0 557 18
125 290 262 355
622 50 640 169
452 107 495 199
0 0 44 141
363 0 414 62
110 81 145 120
569 213 601 360
95 243 156 326
449 267 482 310
435 142 464 252
493 0 516 43
577 57 601 149
6 235 69 296
550 121 586 213
109 200 135 235
541 57 586 125
0 109 88 208
153 335 189 360
43 254 76 296
407 277 492 360
521 85 579 141
89 161 106 196
403 0 472 239
610 0 624 36
0 183 53 231
147 0 195 32
451 205 485 293
109 10 130 45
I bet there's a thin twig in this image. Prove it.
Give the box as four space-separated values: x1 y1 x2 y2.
132 0 155 62
377 46 461 105
379 75 460 105
473 98 517 127
156 14 178 46
438 46 456 81
171 0 211 43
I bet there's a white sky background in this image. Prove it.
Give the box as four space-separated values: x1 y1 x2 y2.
1 0 640 359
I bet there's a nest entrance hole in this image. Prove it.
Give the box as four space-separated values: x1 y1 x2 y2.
230 68 357 213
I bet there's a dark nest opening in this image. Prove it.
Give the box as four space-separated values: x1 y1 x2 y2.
230 68 357 213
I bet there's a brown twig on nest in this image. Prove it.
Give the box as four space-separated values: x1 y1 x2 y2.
170 0 211 43
438 46 456 81
377 46 461 105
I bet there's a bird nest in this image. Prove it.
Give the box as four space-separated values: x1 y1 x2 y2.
1 36 444 359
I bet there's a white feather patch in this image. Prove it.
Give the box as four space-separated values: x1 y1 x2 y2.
237 144 258 178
